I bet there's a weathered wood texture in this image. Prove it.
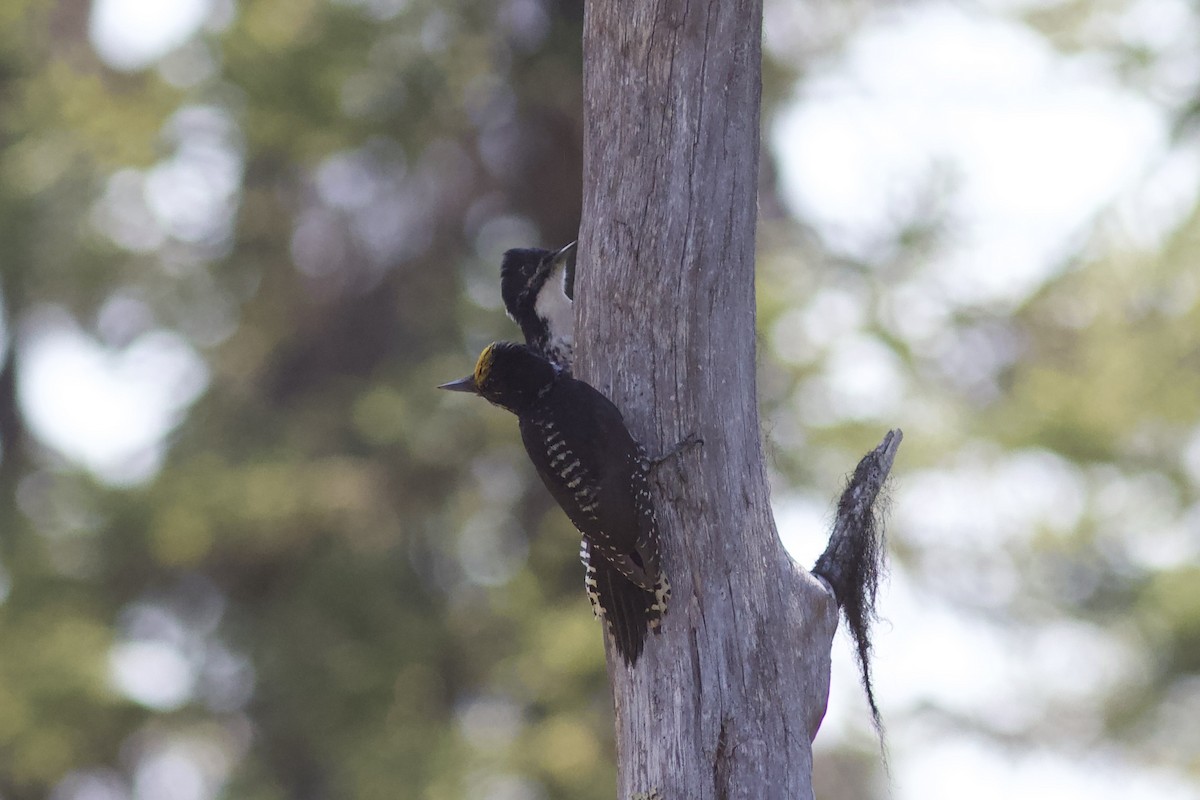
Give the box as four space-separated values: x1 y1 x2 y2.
577 2 840 799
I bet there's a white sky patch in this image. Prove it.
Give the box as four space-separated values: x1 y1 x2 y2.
90 0 212 71
782 487 1167 800
92 170 168 254
109 640 196 711
48 770 129 800
896 738 1200 800
456 695 526 752
18 309 208 486
131 737 236 800
1089 466 1196 571
1118 145 1200 249
144 144 242 245
898 445 1088 548
1182 424 1200 488
812 333 909 422
875 570 1136 725
774 3 1167 306
770 285 866 367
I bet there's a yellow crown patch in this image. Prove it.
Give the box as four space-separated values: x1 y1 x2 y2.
474 342 497 388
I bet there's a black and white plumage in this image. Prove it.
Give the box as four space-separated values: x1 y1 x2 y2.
500 242 627 636
439 342 669 665
500 242 576 372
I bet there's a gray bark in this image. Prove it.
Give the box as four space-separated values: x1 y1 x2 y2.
576 2 840 798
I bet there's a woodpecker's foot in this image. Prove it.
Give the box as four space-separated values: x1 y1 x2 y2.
648 432 703 467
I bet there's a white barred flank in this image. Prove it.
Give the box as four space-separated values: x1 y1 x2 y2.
580 539 603 620
520 375 669 664
579 537 669 664
648 573 671 631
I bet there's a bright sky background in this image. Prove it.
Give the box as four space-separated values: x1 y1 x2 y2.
771 4 1199 800
773 3 1193 306
19 306 208 486
88 0 213 70
17 1 1195 799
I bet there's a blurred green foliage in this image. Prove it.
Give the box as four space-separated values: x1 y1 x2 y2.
1 0 1199 799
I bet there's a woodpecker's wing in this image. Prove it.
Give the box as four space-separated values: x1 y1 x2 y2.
519 377 662 591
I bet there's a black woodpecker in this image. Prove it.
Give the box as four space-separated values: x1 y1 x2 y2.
500 241 614 626
440 341 669 666
500 242 576 371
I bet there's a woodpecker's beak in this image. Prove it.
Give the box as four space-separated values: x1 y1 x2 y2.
555 241 577 300
437 375 478 393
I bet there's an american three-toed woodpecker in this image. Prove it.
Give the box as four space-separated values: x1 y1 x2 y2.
440 341 669 665
499 242 576 372
499 242 657 656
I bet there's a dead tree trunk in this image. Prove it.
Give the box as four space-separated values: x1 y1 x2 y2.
576 1 841 798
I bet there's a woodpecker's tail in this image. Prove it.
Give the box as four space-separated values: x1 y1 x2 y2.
811 429 901 736
581 540 668 666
